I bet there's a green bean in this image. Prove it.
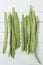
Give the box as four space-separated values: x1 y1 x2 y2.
15 13 20 48
3 12 8 54
35 16 39 51
24 16 28 51
8 14 12 57
27 16 31 53
31 11 36 52
21 14 25 51
12 8 17 49
12 15 16 58
34 16 41 64
29 6 33 52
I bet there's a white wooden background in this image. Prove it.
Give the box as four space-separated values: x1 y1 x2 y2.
0 0 43 65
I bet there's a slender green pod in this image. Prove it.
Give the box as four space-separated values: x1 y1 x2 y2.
21 14 25 51
16 13 20 48
3 12 8 54
29 6 33 52
27 16 31 53
8 14 12 57
24 16 28 51
34 16 41 64
35 16 39 51
12 8 17 49
31 11 36 52
12 15 16 58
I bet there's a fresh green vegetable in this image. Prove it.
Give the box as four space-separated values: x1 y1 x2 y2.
24 16 28 51
8 8 20 58
21 14 25 51
34 16 41 64
21 5 41 64
29 5 41 64
27 16 31 53
11 9 16 58
8 14 13 57
29 6 33 52
12 8 20 49
3 12 8 54
15 13 20 48
2 7 41 64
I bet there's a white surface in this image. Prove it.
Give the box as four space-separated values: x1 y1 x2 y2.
0 0 43 65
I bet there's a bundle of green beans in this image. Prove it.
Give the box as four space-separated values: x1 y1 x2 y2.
29 6 41 64
21 6 41 64
2 8 20 58
21 15 28 51
2 6 41 64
